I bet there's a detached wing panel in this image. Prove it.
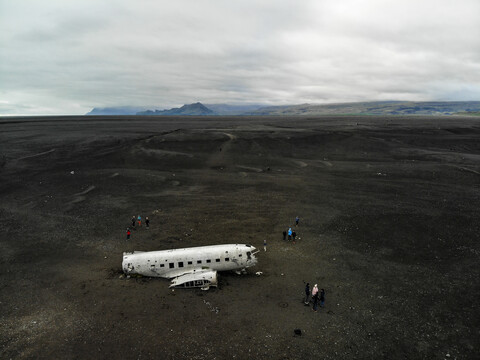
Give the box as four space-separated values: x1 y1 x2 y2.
169 270 218 289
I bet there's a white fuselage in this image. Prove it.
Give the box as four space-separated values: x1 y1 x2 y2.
122 244 258 278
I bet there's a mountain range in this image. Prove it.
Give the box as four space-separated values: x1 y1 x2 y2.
136 102 214 116
86 101 480 116
245 101 480 116
86 106 149 115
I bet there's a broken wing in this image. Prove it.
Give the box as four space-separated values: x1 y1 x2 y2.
169 270 218 289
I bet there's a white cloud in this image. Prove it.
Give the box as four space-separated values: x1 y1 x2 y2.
0 0 479 115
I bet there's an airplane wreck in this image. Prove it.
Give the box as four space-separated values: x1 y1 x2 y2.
122 244 258 290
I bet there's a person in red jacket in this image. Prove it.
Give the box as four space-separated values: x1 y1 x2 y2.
126 228 131 240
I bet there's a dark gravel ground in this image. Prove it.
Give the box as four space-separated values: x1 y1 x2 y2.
0 115 479 359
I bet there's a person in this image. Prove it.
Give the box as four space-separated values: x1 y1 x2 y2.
312 291 319 312
312 284 318 298
145 216 150 229
126 228 131 240
282 230 287 241
295 216 299 226
288 228 292 241
292 230 296 244
131 216 136 229
304 282 310 305
263 239 267 252
320 289 326 307
137 215 142 227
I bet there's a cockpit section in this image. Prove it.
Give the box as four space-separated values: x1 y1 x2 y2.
245 246 259 266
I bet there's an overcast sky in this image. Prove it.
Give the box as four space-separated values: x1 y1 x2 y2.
1 0 479 115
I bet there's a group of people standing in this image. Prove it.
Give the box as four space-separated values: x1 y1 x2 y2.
304 282 326 312
281 216 327 312
126 215 150 240
283 216 300 243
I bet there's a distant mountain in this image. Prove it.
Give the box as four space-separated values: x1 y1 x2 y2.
453 111 480 116
204 104 264 115
137 102 214 116
86 106 148 115
86 103 264 116
87 101 480 116
247 101 480 116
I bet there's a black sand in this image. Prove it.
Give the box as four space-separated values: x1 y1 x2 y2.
1 116 479 359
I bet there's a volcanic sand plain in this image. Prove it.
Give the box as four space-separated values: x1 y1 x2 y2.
0 115 479 359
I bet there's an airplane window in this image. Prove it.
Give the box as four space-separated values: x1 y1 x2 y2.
215 259 220 262
160 264 165 267
238 254 242 257
225 258 230 261
206 259 211 263
188 261 192 265
178 262 184 268
197 260 202 264
169 263 174 269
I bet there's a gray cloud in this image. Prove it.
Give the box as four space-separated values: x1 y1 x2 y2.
0 0 479 115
